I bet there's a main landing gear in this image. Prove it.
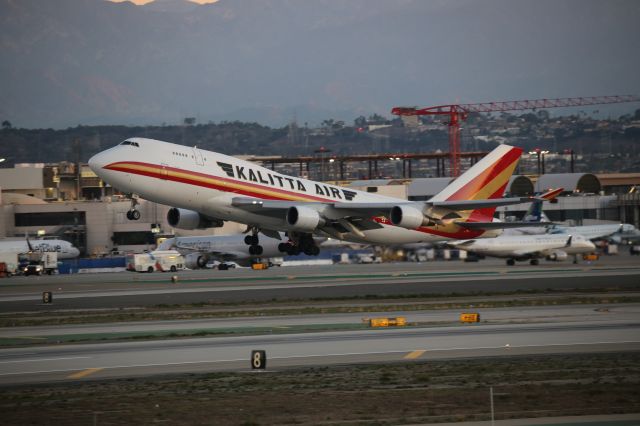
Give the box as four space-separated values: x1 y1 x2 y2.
278 233 320 256
126 196 141 220
244 228 263 256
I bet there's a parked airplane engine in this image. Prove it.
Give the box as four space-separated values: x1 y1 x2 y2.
286 206 326 231
390 205 427 229
184 253 209 269
167 208 224 230
546 250 568 261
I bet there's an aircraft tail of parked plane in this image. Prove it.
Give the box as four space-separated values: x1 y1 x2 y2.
523 188 563 223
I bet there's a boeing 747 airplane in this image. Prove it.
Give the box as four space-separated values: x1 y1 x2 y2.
89 138 534 254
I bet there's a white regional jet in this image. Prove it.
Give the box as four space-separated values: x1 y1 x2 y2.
157 232 296 269
451 234 595 266
0 238 80 259
88 138 533 254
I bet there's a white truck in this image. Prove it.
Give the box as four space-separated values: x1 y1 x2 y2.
23 252 58 275
126 250 185 273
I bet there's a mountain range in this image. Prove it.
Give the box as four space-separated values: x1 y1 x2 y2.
1 0 639 129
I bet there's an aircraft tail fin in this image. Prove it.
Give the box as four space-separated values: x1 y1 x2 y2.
523 188 563 223
430 144 523 221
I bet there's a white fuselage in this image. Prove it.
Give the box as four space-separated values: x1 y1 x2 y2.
0 239 80 259
158 234 285 261
89 138 499 245
456 234 595 259
549 224 621 241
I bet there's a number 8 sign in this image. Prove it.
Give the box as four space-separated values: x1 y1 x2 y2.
251 350 266 370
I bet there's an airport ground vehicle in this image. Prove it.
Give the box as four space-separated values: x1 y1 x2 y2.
126 250 185 272
0 252 19 277
21 252 58 275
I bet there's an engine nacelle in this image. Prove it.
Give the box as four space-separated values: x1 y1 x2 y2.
184 253 209 269
167 208 223 230
546 250 568 261
286 206 325 231
389 205 427 229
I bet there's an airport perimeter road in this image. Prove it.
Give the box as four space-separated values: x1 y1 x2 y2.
1 257 639 311
0 319 638 385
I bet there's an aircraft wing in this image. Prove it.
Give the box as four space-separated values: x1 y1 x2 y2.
231 197 533 217
231 197 400 216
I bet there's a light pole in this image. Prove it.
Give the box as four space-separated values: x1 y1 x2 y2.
529 149 549 175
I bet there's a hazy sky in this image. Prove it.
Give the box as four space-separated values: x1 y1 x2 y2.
109 0 217 4
2 0 639 128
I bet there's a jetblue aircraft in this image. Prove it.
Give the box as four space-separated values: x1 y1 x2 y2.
89 138 534 254
0 238 80 259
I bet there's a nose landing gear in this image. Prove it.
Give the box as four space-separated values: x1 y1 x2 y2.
126 196 141 220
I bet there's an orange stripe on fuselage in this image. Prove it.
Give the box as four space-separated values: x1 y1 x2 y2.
105 162 331 202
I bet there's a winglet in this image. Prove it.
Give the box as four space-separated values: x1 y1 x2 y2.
537 187 563 201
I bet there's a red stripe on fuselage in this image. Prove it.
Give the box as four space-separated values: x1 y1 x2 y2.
105 162 333 202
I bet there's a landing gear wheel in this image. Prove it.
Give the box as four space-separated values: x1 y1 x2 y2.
530 259 539 266
506 259 515 266
249 245 264 255
278 242 289 253
127 210 141 220
244 235 259 246
303 245 320 256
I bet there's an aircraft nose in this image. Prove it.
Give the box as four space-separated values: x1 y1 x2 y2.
71 247 80 257
88 152 107 173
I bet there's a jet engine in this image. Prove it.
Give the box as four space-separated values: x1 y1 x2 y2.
167 208 224 230
286 206 326 232
546 250 568 261
389 205 427 229
184 253 209 269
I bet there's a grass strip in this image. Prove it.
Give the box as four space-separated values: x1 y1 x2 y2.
1 294 639 328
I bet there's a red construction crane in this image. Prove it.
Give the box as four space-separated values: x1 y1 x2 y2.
391 95 640 177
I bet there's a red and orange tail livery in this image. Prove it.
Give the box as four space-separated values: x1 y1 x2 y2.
431 144 522 221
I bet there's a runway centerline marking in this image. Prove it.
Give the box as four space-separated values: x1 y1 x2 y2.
68 368 103 379
404 350 426 359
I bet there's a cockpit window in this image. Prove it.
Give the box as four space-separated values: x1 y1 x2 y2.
119 140 140 147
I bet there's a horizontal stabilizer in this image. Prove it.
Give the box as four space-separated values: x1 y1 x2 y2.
430 197 531 211
456 221 553 230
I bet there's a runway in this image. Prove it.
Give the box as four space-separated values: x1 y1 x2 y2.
1 257 639 386
1 257 639 311
1 318 638 386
